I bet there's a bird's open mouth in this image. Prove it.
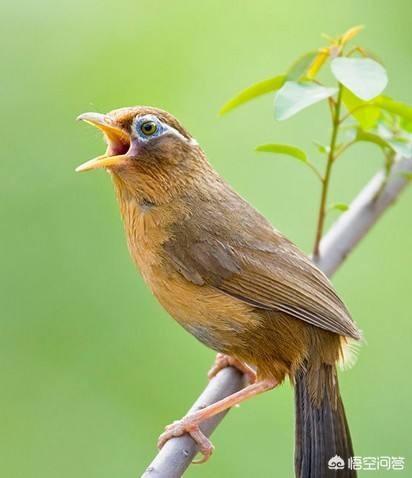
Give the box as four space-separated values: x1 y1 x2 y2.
76 112 131 172
105 129 130 156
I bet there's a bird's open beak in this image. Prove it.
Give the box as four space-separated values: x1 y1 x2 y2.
76 112 131 172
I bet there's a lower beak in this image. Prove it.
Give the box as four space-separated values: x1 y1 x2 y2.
75 154 128 172
76 112 130 172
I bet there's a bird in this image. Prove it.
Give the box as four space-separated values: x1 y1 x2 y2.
76 106 361 478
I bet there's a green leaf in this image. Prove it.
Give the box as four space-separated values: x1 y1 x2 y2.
374 99 412 133
313 141 330 155
306 49 329 79
220 75 286 115
401 119 412 133
255 143 307 161
342 87 380 129
374 96 412 123
355 128 392 150
329 202 349 212
274 81 337 120
331 58 388 100
256 143 322 180
287 51 318 80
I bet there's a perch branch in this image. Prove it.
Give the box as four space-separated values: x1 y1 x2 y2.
142 156 412 478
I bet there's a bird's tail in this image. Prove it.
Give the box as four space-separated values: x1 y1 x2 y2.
294 362 356 478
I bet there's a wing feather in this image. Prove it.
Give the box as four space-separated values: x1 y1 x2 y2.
163 207 360 340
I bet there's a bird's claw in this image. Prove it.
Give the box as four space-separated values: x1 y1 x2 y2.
208 353 257 384
157 416 214 464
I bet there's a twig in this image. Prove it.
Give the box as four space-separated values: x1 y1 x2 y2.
306 160 323 182
334 140 356 160
313 84 343 259
142 156 412 478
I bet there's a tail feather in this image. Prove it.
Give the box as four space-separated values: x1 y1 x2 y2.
294 364 356 478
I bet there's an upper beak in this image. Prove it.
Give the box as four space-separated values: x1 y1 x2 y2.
76 112 130 172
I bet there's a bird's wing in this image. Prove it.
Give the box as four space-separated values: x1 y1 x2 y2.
163 215 360 340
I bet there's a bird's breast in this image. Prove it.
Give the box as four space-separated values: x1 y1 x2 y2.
117 197 259 352
116 195 165 279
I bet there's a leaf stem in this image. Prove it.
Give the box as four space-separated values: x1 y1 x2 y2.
339 103 379 124
346 46 368 58
313 84 343 258
335 139 355 160
307 161 323 181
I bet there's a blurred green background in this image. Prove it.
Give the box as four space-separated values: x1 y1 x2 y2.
1 0 412 476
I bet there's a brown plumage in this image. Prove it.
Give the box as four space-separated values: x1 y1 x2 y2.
77 106 360 477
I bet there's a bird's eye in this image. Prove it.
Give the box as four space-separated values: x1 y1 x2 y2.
140 121 158 136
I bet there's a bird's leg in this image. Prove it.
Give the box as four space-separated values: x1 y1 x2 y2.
208 353 257 384
157 377 278 463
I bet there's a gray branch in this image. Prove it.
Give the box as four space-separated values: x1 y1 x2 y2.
142 157 412 478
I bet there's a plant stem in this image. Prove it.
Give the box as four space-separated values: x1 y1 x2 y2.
313 84 343 258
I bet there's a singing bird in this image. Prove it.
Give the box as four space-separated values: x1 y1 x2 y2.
77 106 360 477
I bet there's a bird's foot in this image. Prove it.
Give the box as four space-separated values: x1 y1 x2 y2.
208 353 256 384
157 377 277 464
157 416 214 464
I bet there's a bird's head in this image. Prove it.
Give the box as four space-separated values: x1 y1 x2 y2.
77 106 207 203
